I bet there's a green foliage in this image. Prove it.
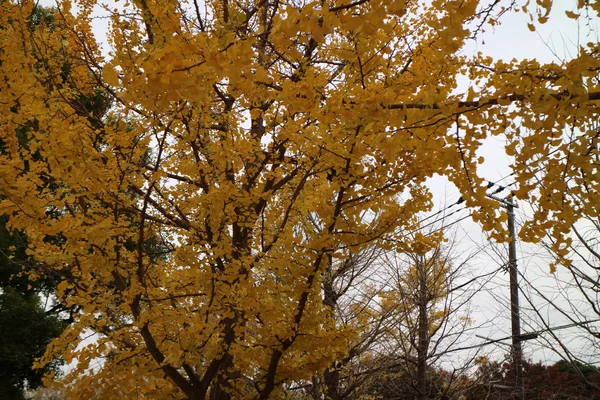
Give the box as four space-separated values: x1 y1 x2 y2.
556 359 600 376
0 213 67 398
0 288 65 399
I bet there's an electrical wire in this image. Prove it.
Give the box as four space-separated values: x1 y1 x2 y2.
417 128 591 229
405 179 517 237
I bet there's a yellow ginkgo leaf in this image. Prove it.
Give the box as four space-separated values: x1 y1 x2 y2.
102 64 120 86
565 10 580 19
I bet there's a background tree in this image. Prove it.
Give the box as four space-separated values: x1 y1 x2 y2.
0 5 112 398
372 234 483 400
0 7 66 399
0 287 64 399
293 227 489 400
468 358 600 400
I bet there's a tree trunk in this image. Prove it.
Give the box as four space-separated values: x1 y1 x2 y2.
417 261 429 400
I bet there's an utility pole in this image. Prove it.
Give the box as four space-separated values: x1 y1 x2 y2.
487 193 524 400
506 196 524 400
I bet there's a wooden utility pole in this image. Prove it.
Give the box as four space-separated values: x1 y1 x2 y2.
506 196 524 400
486 193 524 400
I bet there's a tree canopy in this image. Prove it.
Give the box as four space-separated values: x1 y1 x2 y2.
0 0 599 398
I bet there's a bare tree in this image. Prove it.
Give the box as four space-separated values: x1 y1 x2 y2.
517 212 600 390
375 232 488 400
290 221 494 400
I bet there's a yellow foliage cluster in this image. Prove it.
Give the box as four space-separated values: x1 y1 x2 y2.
0 0 599 398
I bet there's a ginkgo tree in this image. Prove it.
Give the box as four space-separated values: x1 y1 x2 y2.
0 0 599 398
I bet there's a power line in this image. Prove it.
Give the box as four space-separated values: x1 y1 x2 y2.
418 178 517 226
414 206 471 234
419 129 589 228
410 179 518 235
443 319 600 355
